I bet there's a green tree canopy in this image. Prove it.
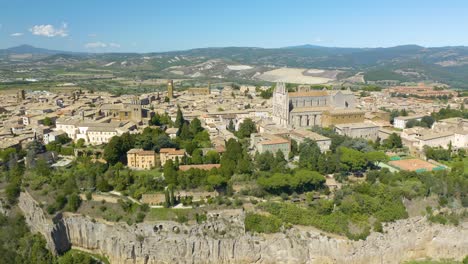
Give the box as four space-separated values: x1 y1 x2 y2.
236 118 257 139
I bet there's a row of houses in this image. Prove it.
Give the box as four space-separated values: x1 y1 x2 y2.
127 147 223 171
401 117 468 151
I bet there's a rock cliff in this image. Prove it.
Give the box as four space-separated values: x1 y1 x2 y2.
18 192 467 264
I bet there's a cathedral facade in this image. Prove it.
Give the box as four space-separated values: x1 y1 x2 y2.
272 82 363 128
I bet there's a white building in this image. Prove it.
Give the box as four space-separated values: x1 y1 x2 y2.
55 118 136 145
402 128 468 151
250 133 290 157
393 114 425 129
43 131 67 144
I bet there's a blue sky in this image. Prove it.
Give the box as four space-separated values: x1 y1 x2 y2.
0 0 467 52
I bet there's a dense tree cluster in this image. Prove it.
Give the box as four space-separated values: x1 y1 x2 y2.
423 146 452 161
149 112 172 126
382 133 403 149
405 116 435 128
235 118 257 139
0 211 105 264
220 139 253 177
258 165 467 239
431 106 468 120
257 169 325 195
0 213 54 264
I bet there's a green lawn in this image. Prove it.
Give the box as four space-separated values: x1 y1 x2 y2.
146 207 193 222
441 157 468 173
132 168 162 177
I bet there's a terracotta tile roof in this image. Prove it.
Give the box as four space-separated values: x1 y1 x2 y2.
159 148 176 153
288 91 328 97
127 148 156 155
260 137 289 145
290 106 330 113
160 148 185 155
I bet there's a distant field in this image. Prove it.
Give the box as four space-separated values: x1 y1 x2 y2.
257 67 335 84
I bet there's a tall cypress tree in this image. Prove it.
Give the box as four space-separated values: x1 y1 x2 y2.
175 105 185 128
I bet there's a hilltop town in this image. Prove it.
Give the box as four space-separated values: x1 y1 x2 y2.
1 50 467 264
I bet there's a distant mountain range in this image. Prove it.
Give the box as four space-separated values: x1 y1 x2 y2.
2 44 468 88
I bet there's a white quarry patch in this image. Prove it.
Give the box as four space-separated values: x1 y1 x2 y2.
227 65 253 70
257 67 332 84
170 70 184 75
104 62 115 67
190 72 203 78
305 69 325 74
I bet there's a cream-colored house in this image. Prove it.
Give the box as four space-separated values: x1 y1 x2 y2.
127 149 157 170
159 148 186 166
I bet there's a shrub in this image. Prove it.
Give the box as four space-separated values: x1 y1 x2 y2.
234 198 243 207
65 193 81 212
195 213 207 224
135 212 146 223
373 221 383 233
140 203 150 212
245 213 282 233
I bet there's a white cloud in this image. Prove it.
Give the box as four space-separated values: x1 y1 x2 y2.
30 23 68 37
314 37 323 43
85 41 121 49
85 42 107 48
10 32 23 37
88 33 97 37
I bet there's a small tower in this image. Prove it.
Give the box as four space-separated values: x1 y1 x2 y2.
167 80 174 99
17 89 25 103
129 96 142 123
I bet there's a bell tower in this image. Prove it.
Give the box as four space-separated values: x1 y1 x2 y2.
272 82 289 127
167 80 174 99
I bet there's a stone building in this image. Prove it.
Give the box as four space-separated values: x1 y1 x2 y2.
321 109 365 127
99 96 147 123
272 82 363 128
287 129 331 153
159 148 186 166
127 149 157 170
334 122 380 141
393 114 425 129
187 84 210 96
250 133 290 157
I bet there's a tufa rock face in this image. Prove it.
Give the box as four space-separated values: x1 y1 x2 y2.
18 192 468 264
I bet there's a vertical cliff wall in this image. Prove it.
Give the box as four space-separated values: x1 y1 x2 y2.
18 191 468 264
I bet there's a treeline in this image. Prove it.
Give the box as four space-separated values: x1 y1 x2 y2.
252 165 467 239
0 212 101 264
432 105 468 120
